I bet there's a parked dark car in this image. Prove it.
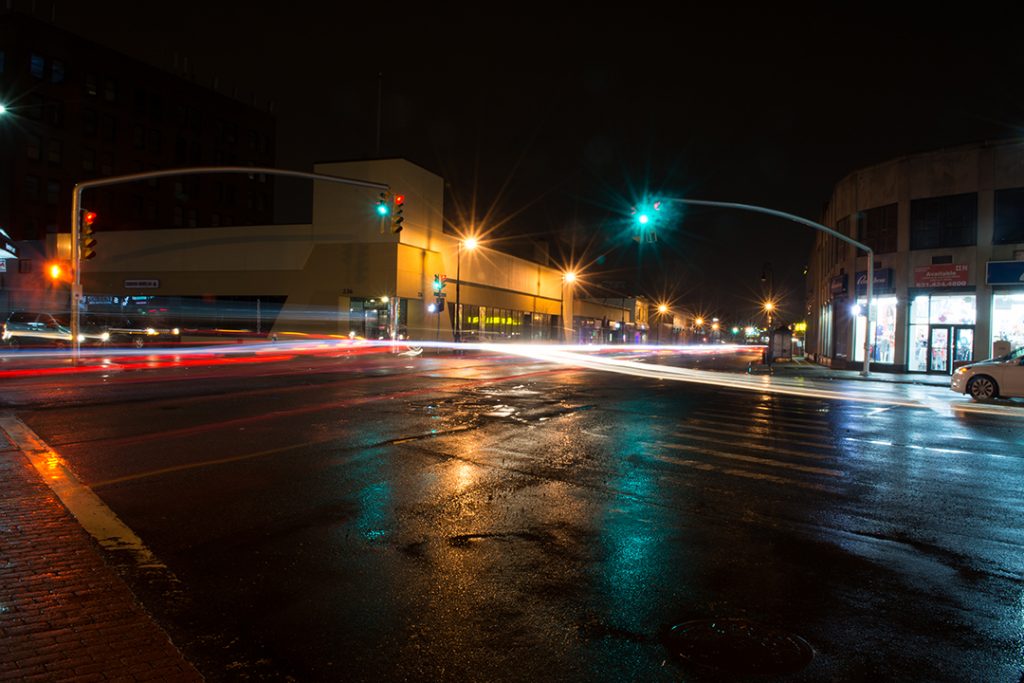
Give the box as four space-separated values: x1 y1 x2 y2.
2 311 111 347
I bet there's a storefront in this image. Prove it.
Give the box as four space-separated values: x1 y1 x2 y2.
987 261 1024 354
907 264 975 373
851 268 896 365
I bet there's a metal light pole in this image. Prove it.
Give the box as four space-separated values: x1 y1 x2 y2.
561 271 577 343
68 165 389 363
667 198 875 377
455 237 478 343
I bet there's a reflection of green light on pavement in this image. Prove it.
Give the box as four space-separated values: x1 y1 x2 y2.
358 479 392 541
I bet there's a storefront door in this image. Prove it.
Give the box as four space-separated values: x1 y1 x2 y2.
928 325 974 374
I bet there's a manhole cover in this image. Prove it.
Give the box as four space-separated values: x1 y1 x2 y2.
664 618 814 675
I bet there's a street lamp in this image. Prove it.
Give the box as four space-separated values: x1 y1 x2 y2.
763 300 775 326
455 236 478 342
561 271 577 343
657 304 669 344
0 104 7 115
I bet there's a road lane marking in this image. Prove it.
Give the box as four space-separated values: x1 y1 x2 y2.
673 427 835 461
88 439 329 488
0 414 165 569
683 416 835 441
657 441 843 477
648 452 833 492
692 410 833 432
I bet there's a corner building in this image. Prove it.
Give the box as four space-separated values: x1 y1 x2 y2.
807 139 1024 374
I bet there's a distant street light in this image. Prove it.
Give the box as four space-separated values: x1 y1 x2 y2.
763 300 775 326
455 236 479 342
0 103 7 115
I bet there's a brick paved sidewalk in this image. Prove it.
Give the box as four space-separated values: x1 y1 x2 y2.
0 431 202 682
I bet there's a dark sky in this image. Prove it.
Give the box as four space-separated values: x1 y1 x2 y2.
44 2 1024 321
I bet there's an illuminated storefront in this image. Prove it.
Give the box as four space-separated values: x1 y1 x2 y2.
991 292 1024 351
852 296 898 364
906 293 976 373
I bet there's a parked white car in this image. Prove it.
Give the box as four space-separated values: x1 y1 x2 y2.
950 347 1024 400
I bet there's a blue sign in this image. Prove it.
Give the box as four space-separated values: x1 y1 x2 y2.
986 260 1024 285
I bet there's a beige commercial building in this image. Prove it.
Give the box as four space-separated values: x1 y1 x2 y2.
807 139 1024 374
66 158 640 343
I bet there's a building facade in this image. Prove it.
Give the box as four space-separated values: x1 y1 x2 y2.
41 158 635 343
806 139 1024 374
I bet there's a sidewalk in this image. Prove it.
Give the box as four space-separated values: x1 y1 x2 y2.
0 425 202 682
746 356 953 387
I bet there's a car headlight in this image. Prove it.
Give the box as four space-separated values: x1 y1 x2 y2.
100 332 110 342
955 366 969 374
146 327 158 335
172 328 180 336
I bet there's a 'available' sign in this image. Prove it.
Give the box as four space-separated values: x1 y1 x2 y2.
913 263 968 288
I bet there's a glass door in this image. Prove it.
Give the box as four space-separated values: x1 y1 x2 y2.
952 326 974 369
928 326 951 374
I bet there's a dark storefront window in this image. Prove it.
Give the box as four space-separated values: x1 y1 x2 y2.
994 187 1024 245
857 203 898 254
910 193 977 249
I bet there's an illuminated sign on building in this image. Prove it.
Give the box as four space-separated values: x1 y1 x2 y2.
913 264 969 288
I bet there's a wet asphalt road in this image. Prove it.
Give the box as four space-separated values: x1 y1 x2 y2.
2 347 1023 682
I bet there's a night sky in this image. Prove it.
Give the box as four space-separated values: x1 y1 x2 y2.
44 2 1024 321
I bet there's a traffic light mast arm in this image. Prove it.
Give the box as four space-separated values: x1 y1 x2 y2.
68 165 393 363
665 197 875 377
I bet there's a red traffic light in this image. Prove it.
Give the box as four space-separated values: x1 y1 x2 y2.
394 194 405 206
83 211 97 226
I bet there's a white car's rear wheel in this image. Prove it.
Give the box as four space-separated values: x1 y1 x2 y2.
967 375 998 400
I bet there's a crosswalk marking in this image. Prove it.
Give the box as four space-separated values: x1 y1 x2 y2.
659 441 843 477
673 427 835 461
649 452 834 491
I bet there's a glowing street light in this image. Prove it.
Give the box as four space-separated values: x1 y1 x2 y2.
455 235 480 342
0 103 7 115
655 303 670 344
561 270 579 342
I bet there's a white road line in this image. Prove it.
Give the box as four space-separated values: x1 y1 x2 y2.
658 441 844 477
0 415 165 570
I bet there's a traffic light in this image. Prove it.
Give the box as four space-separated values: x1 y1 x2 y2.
432 274 442 294
631 200 661 243
435 297 446 311
80 209 98 260
391 194 405 233
376 191 390 217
